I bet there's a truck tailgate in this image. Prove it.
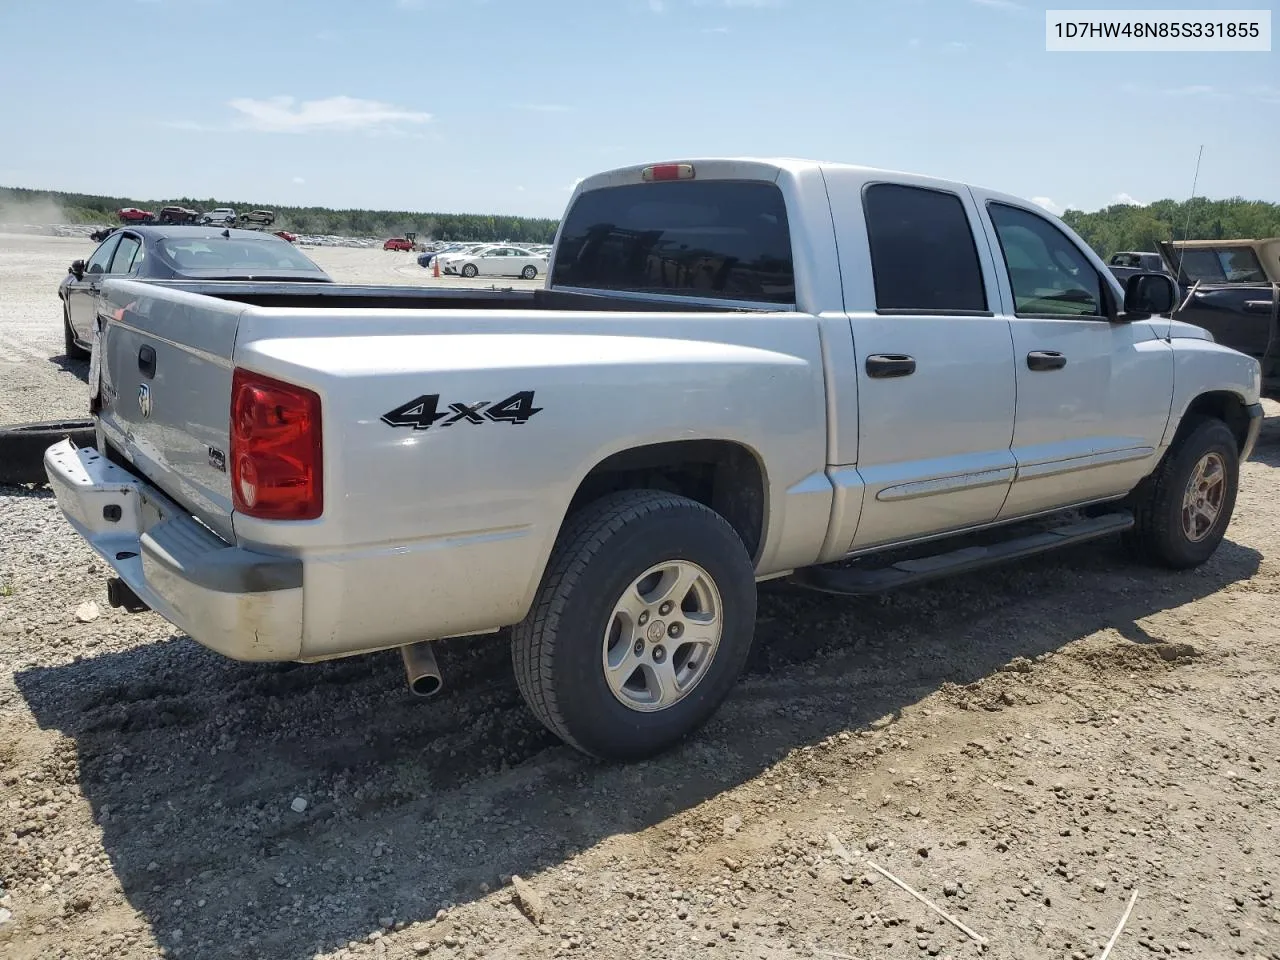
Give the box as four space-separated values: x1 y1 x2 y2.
97 279 242 542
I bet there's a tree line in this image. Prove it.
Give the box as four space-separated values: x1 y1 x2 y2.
1063 196 1280 257
0 185 561 243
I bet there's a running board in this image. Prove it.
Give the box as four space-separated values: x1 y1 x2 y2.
790 511 1134 596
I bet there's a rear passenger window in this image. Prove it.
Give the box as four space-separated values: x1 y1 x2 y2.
551 180 795 305
863 183 988 313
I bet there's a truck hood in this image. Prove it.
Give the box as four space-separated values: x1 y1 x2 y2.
1166 316 1214 341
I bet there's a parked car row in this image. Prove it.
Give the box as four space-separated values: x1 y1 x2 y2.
412 241 553 279
114 206 276 228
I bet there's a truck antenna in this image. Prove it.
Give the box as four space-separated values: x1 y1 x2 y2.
1179 144 1204 244
1170 144 1204 285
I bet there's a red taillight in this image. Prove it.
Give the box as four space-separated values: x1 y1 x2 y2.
641 163 695 182
230 368 323 521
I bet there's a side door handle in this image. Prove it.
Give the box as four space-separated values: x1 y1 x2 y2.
865 354 916 379
138 344 157 379
1026 350 1066 371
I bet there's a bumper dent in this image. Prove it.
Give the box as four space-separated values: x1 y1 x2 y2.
44 439 303 661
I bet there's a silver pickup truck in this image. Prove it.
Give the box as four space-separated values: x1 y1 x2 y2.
45 158 1264 761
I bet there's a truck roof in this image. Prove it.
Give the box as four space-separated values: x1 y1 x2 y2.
576 157 1045 215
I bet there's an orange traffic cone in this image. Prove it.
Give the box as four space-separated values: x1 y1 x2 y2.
433 258 440 278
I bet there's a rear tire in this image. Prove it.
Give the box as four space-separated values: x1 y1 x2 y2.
63 305 90 361
521 265 537 280
511 490 757 761
0 419 96 486
1123 417 1239 569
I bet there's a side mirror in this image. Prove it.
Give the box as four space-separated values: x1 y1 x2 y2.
1122 272 1176 319
69 259 85 280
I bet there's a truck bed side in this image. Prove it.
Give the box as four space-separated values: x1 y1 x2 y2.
92 287 835 659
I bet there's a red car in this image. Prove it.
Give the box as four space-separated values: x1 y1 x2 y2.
118 207 155 224
274 230 298 243
383 237 413 251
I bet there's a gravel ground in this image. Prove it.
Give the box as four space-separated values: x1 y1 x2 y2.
2 232 1279 960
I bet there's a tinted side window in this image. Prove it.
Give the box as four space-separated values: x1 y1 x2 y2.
109 235 141 274
86 236 120 275
551 180 795 304
862 183 988 313
988 203 1103 317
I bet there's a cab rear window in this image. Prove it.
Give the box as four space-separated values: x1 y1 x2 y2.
551 180 795 305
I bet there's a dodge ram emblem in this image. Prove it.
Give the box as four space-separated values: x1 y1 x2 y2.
138 383 153 419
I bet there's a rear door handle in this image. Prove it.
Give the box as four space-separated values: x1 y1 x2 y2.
1026 350 1066 371
865 354 916 378
138 345 156 379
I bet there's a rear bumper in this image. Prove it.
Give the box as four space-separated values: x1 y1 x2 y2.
44 439 304 661
1241 402 1265 462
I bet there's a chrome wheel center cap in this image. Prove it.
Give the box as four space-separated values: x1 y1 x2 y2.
646 620 666 643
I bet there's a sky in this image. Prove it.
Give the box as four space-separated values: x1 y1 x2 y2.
0 0 1276 219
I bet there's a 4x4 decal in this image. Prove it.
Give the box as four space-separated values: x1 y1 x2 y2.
381 391 542 431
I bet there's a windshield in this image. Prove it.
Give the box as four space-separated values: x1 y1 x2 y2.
1175 246 1267 283
157 237 325 274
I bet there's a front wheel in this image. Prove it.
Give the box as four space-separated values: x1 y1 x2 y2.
461 263 479 279
511 490 757 761
521 265 537 280
63 305 89 360
1124 417 1240 569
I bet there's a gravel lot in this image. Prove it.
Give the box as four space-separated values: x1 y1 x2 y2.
2 231 1279 960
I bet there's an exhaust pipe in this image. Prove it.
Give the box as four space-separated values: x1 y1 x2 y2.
400 641 444 698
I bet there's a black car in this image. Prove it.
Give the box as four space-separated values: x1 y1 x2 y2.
57 225 332 359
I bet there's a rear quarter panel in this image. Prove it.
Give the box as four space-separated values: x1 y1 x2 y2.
229 308 831 658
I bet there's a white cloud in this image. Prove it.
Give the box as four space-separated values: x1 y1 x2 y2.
519 103 572 113
648 0 666 10
948 40 968 49
1032 196 1064 215
970 0 1023 10
1165 84 1217 96
1113 192 1142 206
226 95 431 134
292 176 306 184
703 26 731 33
907 37 921 48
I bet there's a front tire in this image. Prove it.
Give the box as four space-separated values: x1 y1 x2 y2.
512 490 757 761
63 305 89 360
1124 417 1239 569
461 263 478 279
